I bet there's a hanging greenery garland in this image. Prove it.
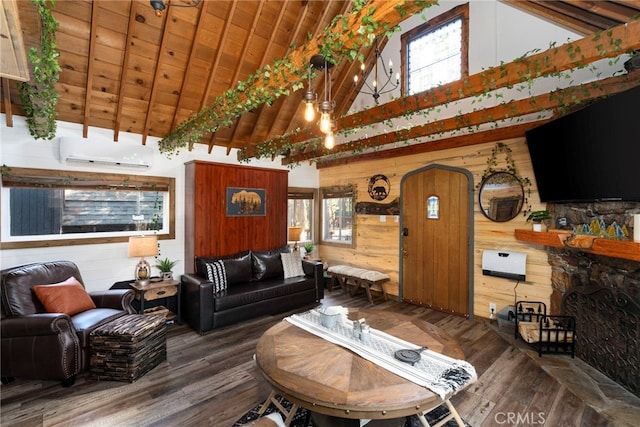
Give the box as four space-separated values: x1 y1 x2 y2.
17 0 61 140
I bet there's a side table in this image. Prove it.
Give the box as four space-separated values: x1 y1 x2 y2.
130 279 181 324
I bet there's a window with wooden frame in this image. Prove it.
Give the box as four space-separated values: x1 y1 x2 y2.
320 185 355 247
401 3 469 95
0 166 175 249
288 187 318 244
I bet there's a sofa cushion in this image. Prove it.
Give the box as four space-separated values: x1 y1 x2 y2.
214 276 316 312
33 277 97 316
196 250 251 286
205 260 227 292
251 247 289 281
281 252 305 279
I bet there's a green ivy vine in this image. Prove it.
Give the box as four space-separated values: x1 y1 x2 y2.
17 0 61 140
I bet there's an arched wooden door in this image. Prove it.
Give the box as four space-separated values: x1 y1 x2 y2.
400 165 473 317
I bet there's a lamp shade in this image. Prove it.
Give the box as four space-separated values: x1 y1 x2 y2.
288 226 303 241
128 235 159 258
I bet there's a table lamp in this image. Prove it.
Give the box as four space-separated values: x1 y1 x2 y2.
288 226 303 252
128 235 158 286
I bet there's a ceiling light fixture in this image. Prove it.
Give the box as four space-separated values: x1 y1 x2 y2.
302 54 336 149
354 37 399 104
150 0 202 17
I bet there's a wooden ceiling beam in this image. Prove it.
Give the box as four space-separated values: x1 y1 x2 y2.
238 1 288 145
225 2 266 145
571 1 640 22
82 0 99 138
198 2 237 147
242 18 640 161
170 0 207 132
2 78 13 127
114 0 137 142
201 2 236 112
284 70 640 164
140 3 176 145
314 122 546 169
535 1 620 30
500 0 599 34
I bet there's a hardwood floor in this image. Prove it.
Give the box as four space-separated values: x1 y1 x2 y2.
2 291 638 426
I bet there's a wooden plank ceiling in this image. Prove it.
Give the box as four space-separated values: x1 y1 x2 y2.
1 0 639 165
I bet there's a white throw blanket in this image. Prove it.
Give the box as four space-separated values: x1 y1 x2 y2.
285 309 477 399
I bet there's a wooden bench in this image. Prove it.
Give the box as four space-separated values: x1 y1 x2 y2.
327 265 390 304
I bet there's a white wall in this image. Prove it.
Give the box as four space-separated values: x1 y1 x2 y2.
0 116 318 291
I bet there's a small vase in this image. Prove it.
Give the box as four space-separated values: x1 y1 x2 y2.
161 271 173 281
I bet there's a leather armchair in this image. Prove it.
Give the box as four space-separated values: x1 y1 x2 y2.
1 261 135 386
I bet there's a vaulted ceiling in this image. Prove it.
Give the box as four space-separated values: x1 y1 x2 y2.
1 0 640 166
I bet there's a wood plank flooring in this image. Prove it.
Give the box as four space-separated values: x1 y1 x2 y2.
2 290 638 426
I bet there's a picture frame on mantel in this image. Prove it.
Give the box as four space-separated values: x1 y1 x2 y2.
226 187 266 216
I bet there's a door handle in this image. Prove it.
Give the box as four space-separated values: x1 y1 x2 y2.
402 227 409 236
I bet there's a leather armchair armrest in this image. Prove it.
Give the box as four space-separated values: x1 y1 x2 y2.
181 274 214 334
90 289 136 314
0 313 75 338
302 259 324 300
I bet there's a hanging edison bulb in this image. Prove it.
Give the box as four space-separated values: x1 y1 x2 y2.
324 132 335 149
304 98 316 122
318 100 333 134
302 66 317 122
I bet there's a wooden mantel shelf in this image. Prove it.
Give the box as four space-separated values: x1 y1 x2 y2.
514 229 640 262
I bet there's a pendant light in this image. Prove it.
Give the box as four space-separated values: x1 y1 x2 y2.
303 67 317 122
302 54 336 149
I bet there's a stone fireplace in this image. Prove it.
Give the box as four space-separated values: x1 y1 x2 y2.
543 202 640 397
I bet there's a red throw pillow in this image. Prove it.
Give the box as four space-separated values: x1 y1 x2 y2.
33 277 96 315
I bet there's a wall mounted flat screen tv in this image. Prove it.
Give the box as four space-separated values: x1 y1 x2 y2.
525 85 640 203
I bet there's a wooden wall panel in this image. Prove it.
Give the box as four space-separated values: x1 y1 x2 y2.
318 137 552 319
184 161 288 273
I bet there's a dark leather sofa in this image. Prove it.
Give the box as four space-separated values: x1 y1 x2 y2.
181 247 324 334
1 261 135 386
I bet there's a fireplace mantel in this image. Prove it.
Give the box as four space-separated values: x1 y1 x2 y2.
514 229 640 262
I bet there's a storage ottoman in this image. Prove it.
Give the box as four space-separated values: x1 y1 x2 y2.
90 314 167 382
497 305 516 334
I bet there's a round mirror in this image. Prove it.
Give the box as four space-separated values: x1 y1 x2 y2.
478 172 524 222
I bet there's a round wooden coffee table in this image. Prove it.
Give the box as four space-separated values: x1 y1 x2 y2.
255 308 465 424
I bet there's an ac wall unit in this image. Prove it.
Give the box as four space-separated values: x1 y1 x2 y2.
59 137 153 169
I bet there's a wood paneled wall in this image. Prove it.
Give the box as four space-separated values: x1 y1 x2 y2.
318 138 552 319
184 161 288 273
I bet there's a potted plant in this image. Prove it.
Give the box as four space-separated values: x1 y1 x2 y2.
154 257 178 280
527 210 551 232
303 243 315 259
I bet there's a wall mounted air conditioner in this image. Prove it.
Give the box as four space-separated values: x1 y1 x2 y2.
482 250 527 281
59 137 153 169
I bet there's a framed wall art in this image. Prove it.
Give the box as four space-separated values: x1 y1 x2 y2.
226 187 266 216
